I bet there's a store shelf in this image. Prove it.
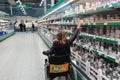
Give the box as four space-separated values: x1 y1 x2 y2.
73 42 120 64
0 10 9 15
38 31 52 48
84 21 120 26
64 30 119 44
63 30 73 35
90 66 98 76
0 31 15 42
96 36 118 44
71 48 119 80
57 21 120 26
80 33 94 40
39 0 120 80
57 23 76 26
45 0 65 15
49 14 76 21
38 30 92 80
107 21 120 26
41 21 120 27
76 2 120 16
38 29 120 80
40 1 120 22
42 23 77 26
71 60 91 80
40 0 74 20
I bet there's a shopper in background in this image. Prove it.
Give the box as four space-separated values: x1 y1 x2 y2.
25 20 28 32
13 21 17 31
19 20 26 32
32 23 35 33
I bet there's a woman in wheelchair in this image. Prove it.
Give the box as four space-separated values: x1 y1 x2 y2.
43 19 81 80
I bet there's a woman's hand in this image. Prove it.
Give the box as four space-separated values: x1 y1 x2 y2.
76 18 82 29
43 50 49 56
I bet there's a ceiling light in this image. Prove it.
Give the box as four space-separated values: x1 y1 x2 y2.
39 0 44 6
40 0 74 20
15 0 27 15
16 0 20 3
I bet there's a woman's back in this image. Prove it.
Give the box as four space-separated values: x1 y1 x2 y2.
52 40 71 56
43 18 81 56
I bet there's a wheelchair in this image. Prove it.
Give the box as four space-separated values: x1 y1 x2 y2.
44 54 70 80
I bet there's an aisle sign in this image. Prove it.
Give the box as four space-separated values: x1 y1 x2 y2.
16 3 32 8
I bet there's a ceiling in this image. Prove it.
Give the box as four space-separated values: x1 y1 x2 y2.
0 0 59 9
19 0 51 8
0 0 60 17
0 0 96 9
0 0 9 8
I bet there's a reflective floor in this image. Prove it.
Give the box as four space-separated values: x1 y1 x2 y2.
0 32 48 80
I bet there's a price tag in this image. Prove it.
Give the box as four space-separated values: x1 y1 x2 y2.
118 41 120 45
109 4 112 7
93 23 96 25
82 10 85 13
99 52 103 56
116 59 119 63
93 8 96 10
88 23 90 25
104 52 107 58
93 36 96 39
104 22 107 25
89 48 92 51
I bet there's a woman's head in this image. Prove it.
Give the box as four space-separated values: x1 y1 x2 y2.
56 31 66 44
56 32 62 40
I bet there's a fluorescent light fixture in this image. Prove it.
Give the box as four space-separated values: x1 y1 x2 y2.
16 0 20 3
15 0 27 15
40 0 74 20
21 9 24 11
39 0 44 6
20 7 23 10
21 9 24 12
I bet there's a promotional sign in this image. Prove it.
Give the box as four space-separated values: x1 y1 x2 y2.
50 63 69 73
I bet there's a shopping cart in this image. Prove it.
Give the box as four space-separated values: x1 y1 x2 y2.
44 54 70 80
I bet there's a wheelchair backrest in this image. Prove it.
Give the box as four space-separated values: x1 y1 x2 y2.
49 54 70 73
49 54 70 64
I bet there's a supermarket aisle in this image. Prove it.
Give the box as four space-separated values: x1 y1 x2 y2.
0 32 48 80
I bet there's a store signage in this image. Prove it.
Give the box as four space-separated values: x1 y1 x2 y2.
16 3 32 8
50 63 69 73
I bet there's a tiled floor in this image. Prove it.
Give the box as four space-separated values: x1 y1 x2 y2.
0 32 48 80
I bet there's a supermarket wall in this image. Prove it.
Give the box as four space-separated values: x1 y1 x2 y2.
0 8 44 17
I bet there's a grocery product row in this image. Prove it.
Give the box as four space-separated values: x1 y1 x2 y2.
0 15 15 41
38 25 120 80
39 0 120 22
71 45 120 80
39 0 120 80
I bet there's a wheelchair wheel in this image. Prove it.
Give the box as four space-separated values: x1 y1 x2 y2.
44 59 49 80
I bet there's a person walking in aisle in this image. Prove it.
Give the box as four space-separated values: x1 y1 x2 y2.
13 21 17 31
43 18 81 80
32 23 35 33
19 20 26 32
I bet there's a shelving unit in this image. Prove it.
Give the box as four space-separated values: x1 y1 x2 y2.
38 0 120 80
0 11 15 42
